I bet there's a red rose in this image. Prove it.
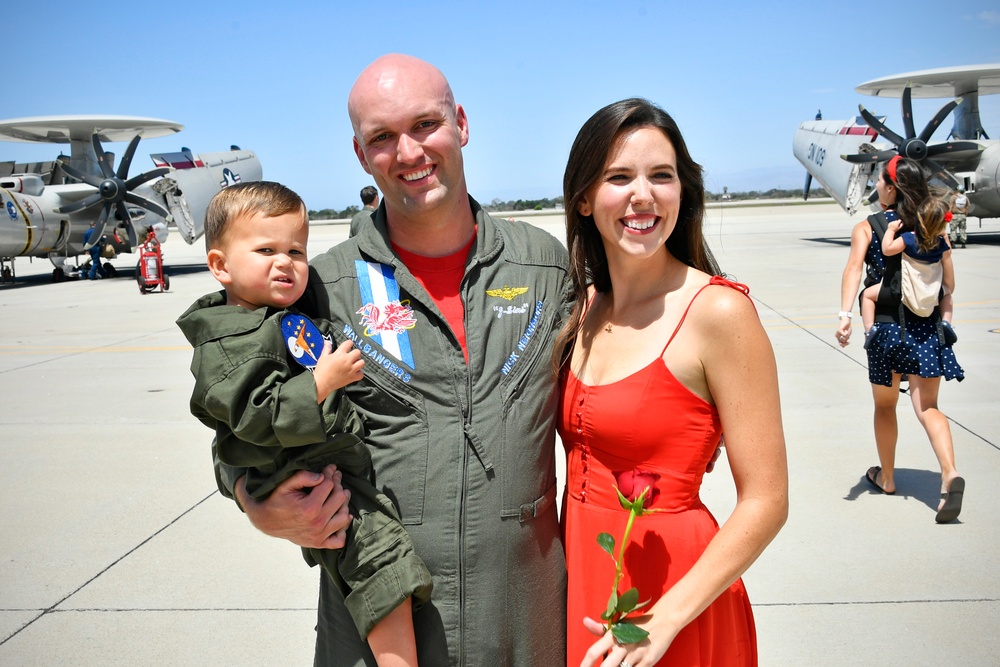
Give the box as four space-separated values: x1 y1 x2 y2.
614 468 660 507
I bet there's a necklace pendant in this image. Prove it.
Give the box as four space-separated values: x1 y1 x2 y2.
605 323 613 334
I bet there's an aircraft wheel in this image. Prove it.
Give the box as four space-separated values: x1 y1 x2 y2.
53 267 66 283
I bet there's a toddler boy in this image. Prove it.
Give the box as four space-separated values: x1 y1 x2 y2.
177 182 431 667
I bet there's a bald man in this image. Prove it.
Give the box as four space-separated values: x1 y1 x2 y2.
221 54 569 666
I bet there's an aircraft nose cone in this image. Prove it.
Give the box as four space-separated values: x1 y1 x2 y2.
900 139 928 161
99 178 122 201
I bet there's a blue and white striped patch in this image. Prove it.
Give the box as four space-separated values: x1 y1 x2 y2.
354 260 416 370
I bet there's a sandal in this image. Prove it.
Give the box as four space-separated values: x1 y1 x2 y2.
935 477 965 524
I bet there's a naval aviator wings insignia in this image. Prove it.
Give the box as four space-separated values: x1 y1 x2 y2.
486 285 529 301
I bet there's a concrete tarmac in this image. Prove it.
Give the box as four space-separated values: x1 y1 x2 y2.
1 202 998 665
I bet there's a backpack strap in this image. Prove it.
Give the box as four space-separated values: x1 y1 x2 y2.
868 212 949 343
867 211 889 240
866 212 908 339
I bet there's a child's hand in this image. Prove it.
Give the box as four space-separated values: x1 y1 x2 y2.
887 221 903 233
314 340 365 402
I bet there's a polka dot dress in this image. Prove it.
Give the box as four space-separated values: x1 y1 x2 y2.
866 318 964 387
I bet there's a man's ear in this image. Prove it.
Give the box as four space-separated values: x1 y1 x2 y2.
455 103 470 147
206 248 231 285
353 137 373 175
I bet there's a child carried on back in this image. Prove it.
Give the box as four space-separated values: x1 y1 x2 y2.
861 197 957 349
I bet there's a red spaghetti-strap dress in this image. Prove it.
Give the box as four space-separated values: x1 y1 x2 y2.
559 277 757 667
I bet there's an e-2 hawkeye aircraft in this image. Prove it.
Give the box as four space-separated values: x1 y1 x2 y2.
0 115 262 282
792 64 1000 219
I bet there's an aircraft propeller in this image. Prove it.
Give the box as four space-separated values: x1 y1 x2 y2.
57 133 171 249
841 86 981 189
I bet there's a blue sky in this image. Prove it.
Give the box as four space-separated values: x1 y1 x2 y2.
6 1 1000 210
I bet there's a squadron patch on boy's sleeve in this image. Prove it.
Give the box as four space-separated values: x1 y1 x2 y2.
281 313 331 372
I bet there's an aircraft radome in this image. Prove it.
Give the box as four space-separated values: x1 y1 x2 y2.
793 64 1000 219
0 115 262 283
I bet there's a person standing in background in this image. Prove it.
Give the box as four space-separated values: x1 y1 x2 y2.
950 187 968 248
349 185 379 237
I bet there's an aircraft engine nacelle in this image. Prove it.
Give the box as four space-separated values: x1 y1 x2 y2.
2 173 46 196
0 187 68 258
793 119 881 215
970 143 1000 219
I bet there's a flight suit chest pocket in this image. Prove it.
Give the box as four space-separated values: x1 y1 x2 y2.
497 303 560 519
346 366 429 526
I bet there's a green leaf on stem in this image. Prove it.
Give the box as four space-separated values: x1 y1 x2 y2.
597 532 615 558
603 589 618 620
616 587 639 614
610 620 650 645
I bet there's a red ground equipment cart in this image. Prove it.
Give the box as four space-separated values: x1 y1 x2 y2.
136 229 169 294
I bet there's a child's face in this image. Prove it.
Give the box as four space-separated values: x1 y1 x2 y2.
209 210 309 310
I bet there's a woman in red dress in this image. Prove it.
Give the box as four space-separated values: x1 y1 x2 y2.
557 99 788 667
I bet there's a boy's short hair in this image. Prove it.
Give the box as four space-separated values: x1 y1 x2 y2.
204 181 307 250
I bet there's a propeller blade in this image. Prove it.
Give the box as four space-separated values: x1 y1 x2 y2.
124 167 170 190
918 98 961 143
126 222 138 249
926 141 983 157
59 162 104 188
57 192 103 214
91 134 114 179
923 159 960 189
901 86 916 139
84 207 111 249
116 135 142 180
859 106 904 146
124 191 171 220
803 173 812 201
115 201 138 249
842 149 898 164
